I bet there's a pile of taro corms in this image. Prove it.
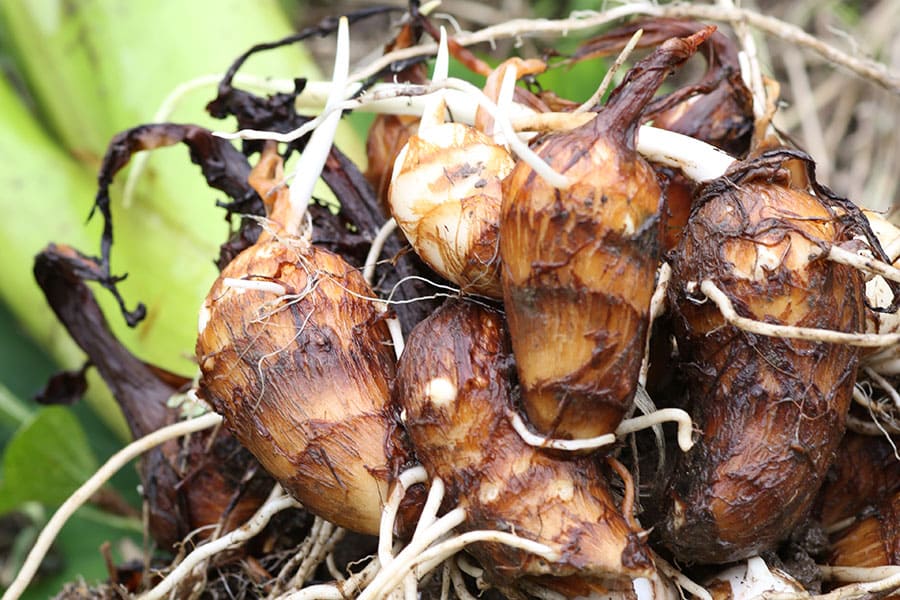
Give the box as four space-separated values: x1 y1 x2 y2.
15 4 900 600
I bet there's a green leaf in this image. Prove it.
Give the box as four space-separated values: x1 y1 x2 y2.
0 384 31 432
0 407 98 514
3 507 143 600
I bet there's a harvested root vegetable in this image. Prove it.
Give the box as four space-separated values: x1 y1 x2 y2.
393 299 653 590
388 98 513 297
367 113 419 215
830 489 900 567
196 147 411 535
387 56 543 297
814 432 900 528
500 28 713 439
659 151 865 563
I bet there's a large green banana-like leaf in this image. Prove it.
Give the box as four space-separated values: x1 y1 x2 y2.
0 1 366 437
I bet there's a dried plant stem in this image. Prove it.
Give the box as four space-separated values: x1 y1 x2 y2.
140 486 298 600
1 412 224 600
354 3 900 95
699 280 900 347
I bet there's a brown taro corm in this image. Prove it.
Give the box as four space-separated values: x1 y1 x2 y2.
829 489 900 568
393 299 653 590
574 19 756 254
659 152 865 564
33 244 274 552
196 147 417 536
813 432 900 527
500 27 713 440
389 59 549 299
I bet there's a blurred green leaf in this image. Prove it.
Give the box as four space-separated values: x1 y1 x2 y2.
0 385 31 433
3 507 143 599
0 407 98 514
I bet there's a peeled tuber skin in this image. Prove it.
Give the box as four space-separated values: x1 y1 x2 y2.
196 149 408 536
500 29 713 439
393 299 653 588
659 153 865 563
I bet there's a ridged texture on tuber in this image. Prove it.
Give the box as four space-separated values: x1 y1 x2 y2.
814 432 900 527
389 94 514 297
500 29 712 439
830 490 900 568
196 150 407 535
393 299 653 588
659 153 865 563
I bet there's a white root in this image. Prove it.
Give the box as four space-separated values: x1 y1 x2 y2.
140 486 298 600
277 557 382 600
363 470 562 600
510 404 694 452
378 465 428 568
509 410 616 451
764 569 900 600
284 519 346 593
222 277 288 296
361 505 467 600
449 560 481 600
865 367 900 412
223 76 738 186
1 412 224 600
361 217 406 360
846 412 900 437
575 28 644 114
269 517 328 597
368 530 558 600
285 16 350 236
362 218 398 287
653 551 713 600
122 72 296 209
698 280 900 347
418 78 570 189
818 565 900 583
640 262 672 387
829 245 900 284
617 408 695 452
